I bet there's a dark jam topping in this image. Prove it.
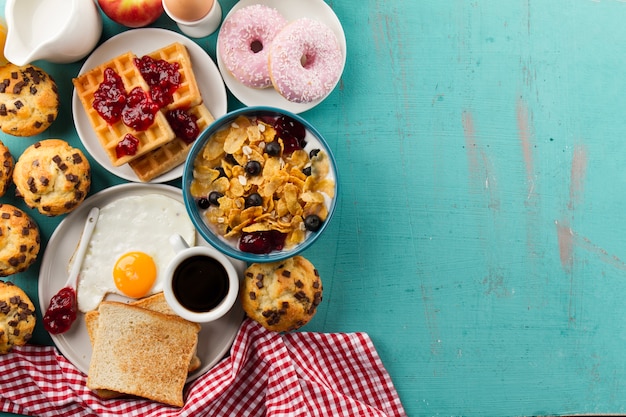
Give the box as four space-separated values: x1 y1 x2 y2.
122 87 159 131
166 109 199 144
43 287 77 334
93 68 126 125
273 115 306 155
116 133 140 158
134 55 181 108
239 230 287 254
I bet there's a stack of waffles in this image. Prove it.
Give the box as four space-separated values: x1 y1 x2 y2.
73 42 214 182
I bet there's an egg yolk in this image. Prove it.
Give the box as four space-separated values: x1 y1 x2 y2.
113 251 157 298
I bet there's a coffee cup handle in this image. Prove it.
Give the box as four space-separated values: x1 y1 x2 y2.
169 234 190 253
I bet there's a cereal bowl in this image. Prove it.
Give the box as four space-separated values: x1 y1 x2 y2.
182 106 338 263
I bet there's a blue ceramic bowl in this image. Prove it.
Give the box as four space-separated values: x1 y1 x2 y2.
182 106 338 263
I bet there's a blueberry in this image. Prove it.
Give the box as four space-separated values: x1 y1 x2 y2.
245 160 262 176
309 149 320 159
208 191 223 206
304 214 323 232
245 192 263 208
265 140 281 156
197 197 210 209
302 166 312 176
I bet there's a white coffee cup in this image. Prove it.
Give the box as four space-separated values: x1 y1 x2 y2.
163 234 239 323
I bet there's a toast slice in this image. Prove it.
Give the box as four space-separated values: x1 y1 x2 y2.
87 301 200 407
86 293 201 372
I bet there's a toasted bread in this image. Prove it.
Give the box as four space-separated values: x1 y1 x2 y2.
85 293 202 399
87 301 200 407
86 293 201 371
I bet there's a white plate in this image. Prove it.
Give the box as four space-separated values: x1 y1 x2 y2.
38 183 246 382
216 0 347 113
72 28 228 183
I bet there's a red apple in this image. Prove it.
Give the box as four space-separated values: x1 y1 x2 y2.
97 0 164 28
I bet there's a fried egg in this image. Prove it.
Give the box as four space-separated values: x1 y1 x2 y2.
76 194 196 312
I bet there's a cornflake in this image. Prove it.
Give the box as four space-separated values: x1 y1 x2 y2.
190 115 335 253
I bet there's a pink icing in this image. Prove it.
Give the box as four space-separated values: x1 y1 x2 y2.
218 4 288 89
269 18 343 104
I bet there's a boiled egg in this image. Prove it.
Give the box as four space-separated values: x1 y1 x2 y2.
76 194 196 312
163 0 214 22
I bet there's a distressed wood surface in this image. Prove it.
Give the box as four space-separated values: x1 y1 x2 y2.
3 1 626 416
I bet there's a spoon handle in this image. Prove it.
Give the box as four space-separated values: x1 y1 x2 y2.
65 206 100 289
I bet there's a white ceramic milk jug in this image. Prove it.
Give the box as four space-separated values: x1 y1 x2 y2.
4 0 103 65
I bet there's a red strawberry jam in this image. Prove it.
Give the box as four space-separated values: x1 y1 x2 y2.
239 231 287 254
116 133 140 158
274 115 306 155
134 55 181 109
122 87 159 131
93 68 126 124
166 109 199 144
43 287 77 335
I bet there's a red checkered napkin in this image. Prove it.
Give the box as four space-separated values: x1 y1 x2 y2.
0 319 407 416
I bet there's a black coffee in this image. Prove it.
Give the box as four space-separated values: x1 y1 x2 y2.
172 255 229 312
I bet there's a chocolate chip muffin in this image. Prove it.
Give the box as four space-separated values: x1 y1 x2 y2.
0 204 40 277
0 140 14 197
13 139 91 216
242 256 323 332
0 280 36 354
0 63 59 137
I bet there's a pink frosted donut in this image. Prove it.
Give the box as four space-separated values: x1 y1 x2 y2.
218 5 288 89
269 18 343 104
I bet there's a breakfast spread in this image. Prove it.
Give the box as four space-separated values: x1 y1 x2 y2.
75 193 195 313
218 5 343 103
86 301 200 407
242 256 322 332
0 63 59 136
0 1 343 409
0 140 13 197
73 42 208 180
0 204 40 277
0 280 36 354
13 139 91 216
190 113 335 254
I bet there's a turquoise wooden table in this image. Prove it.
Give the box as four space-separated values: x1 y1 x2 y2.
5 1 626 416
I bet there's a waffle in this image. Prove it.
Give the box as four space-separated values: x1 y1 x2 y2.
73 51 175 167
129 103 214 182
146 42 202 111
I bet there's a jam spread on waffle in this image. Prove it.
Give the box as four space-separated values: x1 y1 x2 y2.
93 68 126 125
91 55 193 157
134 55 181 108
166 108 199 144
